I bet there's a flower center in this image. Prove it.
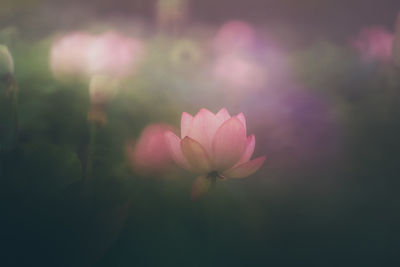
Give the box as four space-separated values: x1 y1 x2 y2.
207 171 225 187
207 171 219 178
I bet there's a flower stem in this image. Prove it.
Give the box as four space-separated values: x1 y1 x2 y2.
84 121 97 180
11 79 19 148
210 175 217 189
0 76 18 153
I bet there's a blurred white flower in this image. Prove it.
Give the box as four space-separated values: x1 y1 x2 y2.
50 32 94 79
87 32 144 78
50 31 145 80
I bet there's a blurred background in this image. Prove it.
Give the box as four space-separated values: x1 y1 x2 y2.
1 0 399 266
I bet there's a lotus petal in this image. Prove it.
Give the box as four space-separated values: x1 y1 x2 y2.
236 112 246 131
187 108 217 153
181 136 212 174
234 134 255 167
212 117 247 171
164 131 191 171
181 112 193 138
223 156 266 179
215 107 231 126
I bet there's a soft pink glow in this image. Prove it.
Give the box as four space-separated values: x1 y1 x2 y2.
213 20 256 54
393 13 400 66
50 32 94 79
213 53 266 89
128 124 176 175
50 31 144 80
165 108 265 199
87 32 144 78
351 26 394 62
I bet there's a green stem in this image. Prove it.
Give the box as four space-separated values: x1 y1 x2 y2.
210 175 217 189
207 179 218 263
11 80 19 148
0 77 18 153
85 121 97 180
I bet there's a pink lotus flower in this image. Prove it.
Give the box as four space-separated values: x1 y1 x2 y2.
127 123 175 175
351 26 394 63
165 108 266 200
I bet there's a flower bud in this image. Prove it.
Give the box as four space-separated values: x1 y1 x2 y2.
351 26 394 63
89 75 120 105
0 45 17 151
0 45 14 76
0 45 17 98
393 13 400 66
88 75 120 125
127 124 176 176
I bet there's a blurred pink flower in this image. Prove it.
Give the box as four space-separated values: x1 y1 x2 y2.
50 32 94 79
50 31 144 80
213 20 256 54
87 32 144 78
213 53 266 90
165 108 265 200
128 124 176 175
393 13 400 66
351 26 394 62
